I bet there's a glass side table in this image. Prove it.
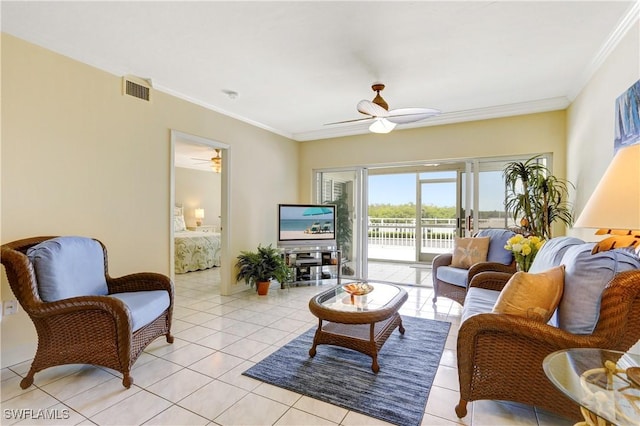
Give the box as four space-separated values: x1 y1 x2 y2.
543 348 640 426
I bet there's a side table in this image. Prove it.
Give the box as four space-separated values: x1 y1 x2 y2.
543 348 640 426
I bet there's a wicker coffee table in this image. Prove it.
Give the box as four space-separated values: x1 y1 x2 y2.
308 282 408 372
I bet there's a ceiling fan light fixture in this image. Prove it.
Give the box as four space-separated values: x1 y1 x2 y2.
369 118 396 134
211 149 222 173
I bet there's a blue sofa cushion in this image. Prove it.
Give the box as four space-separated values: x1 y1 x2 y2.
529 236 584 274
109 290 170 332
461 287 499 323
557 244 640 334
436 266 469 288
27 236 108 302
476 228 516 265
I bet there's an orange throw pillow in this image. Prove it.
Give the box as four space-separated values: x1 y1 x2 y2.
493 265 565 322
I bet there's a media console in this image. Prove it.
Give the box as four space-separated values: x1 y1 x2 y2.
281 247 341 288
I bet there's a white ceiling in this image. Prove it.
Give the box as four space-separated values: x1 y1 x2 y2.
2 1 637 143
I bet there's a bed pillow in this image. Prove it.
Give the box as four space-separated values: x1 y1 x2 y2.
451 237 490 269
492 265 565 322
174 215 187 232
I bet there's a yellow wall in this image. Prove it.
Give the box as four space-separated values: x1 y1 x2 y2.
298 111 567 202
1 34 299 365
175 167 221 230
567 19 640 241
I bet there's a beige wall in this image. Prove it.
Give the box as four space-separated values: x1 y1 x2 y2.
175 167 221 230
298 111 567 202
567 19 640 241
1 34 298 366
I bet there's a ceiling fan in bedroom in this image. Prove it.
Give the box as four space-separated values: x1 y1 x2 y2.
326 83 440 134
192 148 222 173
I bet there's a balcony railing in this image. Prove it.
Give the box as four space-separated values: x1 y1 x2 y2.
368 217 456 250
367 217 509 261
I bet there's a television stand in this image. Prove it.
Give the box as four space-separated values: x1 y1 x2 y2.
281 247 341 288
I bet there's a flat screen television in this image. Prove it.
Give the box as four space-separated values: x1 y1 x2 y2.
278 203 337 248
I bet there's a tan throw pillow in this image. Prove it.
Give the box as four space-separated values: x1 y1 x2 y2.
492 265 565 322
451 237 490 269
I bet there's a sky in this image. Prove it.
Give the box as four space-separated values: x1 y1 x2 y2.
368 172 506 210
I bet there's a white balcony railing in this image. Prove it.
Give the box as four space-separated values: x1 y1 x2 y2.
366 217 509 261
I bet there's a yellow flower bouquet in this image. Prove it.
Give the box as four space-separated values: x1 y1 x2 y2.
504 234 545 272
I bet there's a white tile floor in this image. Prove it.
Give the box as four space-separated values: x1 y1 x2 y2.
1 266 574 426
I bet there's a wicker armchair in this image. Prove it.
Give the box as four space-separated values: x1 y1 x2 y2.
455 269 640 421
1 236 174 389
432 229 516 305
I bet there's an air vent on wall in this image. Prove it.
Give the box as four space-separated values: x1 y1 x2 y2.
122 75 152 102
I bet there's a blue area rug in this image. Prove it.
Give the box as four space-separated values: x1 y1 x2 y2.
243 315 451 426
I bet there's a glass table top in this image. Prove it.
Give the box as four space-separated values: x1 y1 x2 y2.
543 348 640 426
315 282 402 313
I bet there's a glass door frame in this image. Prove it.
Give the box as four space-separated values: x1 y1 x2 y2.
416 168 463 262
313 167 369 280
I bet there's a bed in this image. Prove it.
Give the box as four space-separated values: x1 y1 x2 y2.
174 205 221 274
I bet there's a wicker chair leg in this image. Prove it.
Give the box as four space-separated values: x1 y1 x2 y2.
20 370 35 389
122 373 133 388
166 333 174 343
455 400 468 418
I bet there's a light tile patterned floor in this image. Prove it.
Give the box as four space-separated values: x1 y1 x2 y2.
1 265 574 426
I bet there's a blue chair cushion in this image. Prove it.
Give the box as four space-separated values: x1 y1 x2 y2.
27 236 108 302
436 266 469 288
529 236 584 274
476 229 516 265
557 244 640 334
109 290 170 332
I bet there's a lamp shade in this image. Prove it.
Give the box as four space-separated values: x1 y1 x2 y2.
194 208 205 220
574 143 640 231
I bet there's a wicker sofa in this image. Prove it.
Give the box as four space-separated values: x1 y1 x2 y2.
455 236 640 421
1 236 174 389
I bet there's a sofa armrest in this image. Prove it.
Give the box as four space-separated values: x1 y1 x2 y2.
468 271 513 292
457 312 607 410
468 261 516 284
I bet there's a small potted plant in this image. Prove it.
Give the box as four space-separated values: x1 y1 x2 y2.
235 244 289 295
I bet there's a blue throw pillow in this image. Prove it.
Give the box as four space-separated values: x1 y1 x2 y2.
529 236 584 274
27 236 108 302
476 229 516 265
557 244 640 334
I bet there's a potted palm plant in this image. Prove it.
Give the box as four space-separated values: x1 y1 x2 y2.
235 244 289 295
503 156 574 239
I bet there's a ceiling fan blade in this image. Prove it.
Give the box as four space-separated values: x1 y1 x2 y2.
325 116 374 126
386 108 441 124
357 100 388 117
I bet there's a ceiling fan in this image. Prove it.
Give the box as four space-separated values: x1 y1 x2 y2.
191 148 222 173
327 83 440 134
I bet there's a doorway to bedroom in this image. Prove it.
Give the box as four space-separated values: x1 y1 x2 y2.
170 130 229 293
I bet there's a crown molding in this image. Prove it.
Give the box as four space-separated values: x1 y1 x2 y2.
567 1 640 101
153 83 294 141
292 97 570 142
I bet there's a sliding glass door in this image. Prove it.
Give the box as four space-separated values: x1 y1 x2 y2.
315 154 549 286
315 168 367 280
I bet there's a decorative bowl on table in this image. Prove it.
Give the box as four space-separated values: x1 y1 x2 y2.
342 282 374 296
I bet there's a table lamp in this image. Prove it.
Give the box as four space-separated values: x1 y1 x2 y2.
194 208 205 226
573 143 640 253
